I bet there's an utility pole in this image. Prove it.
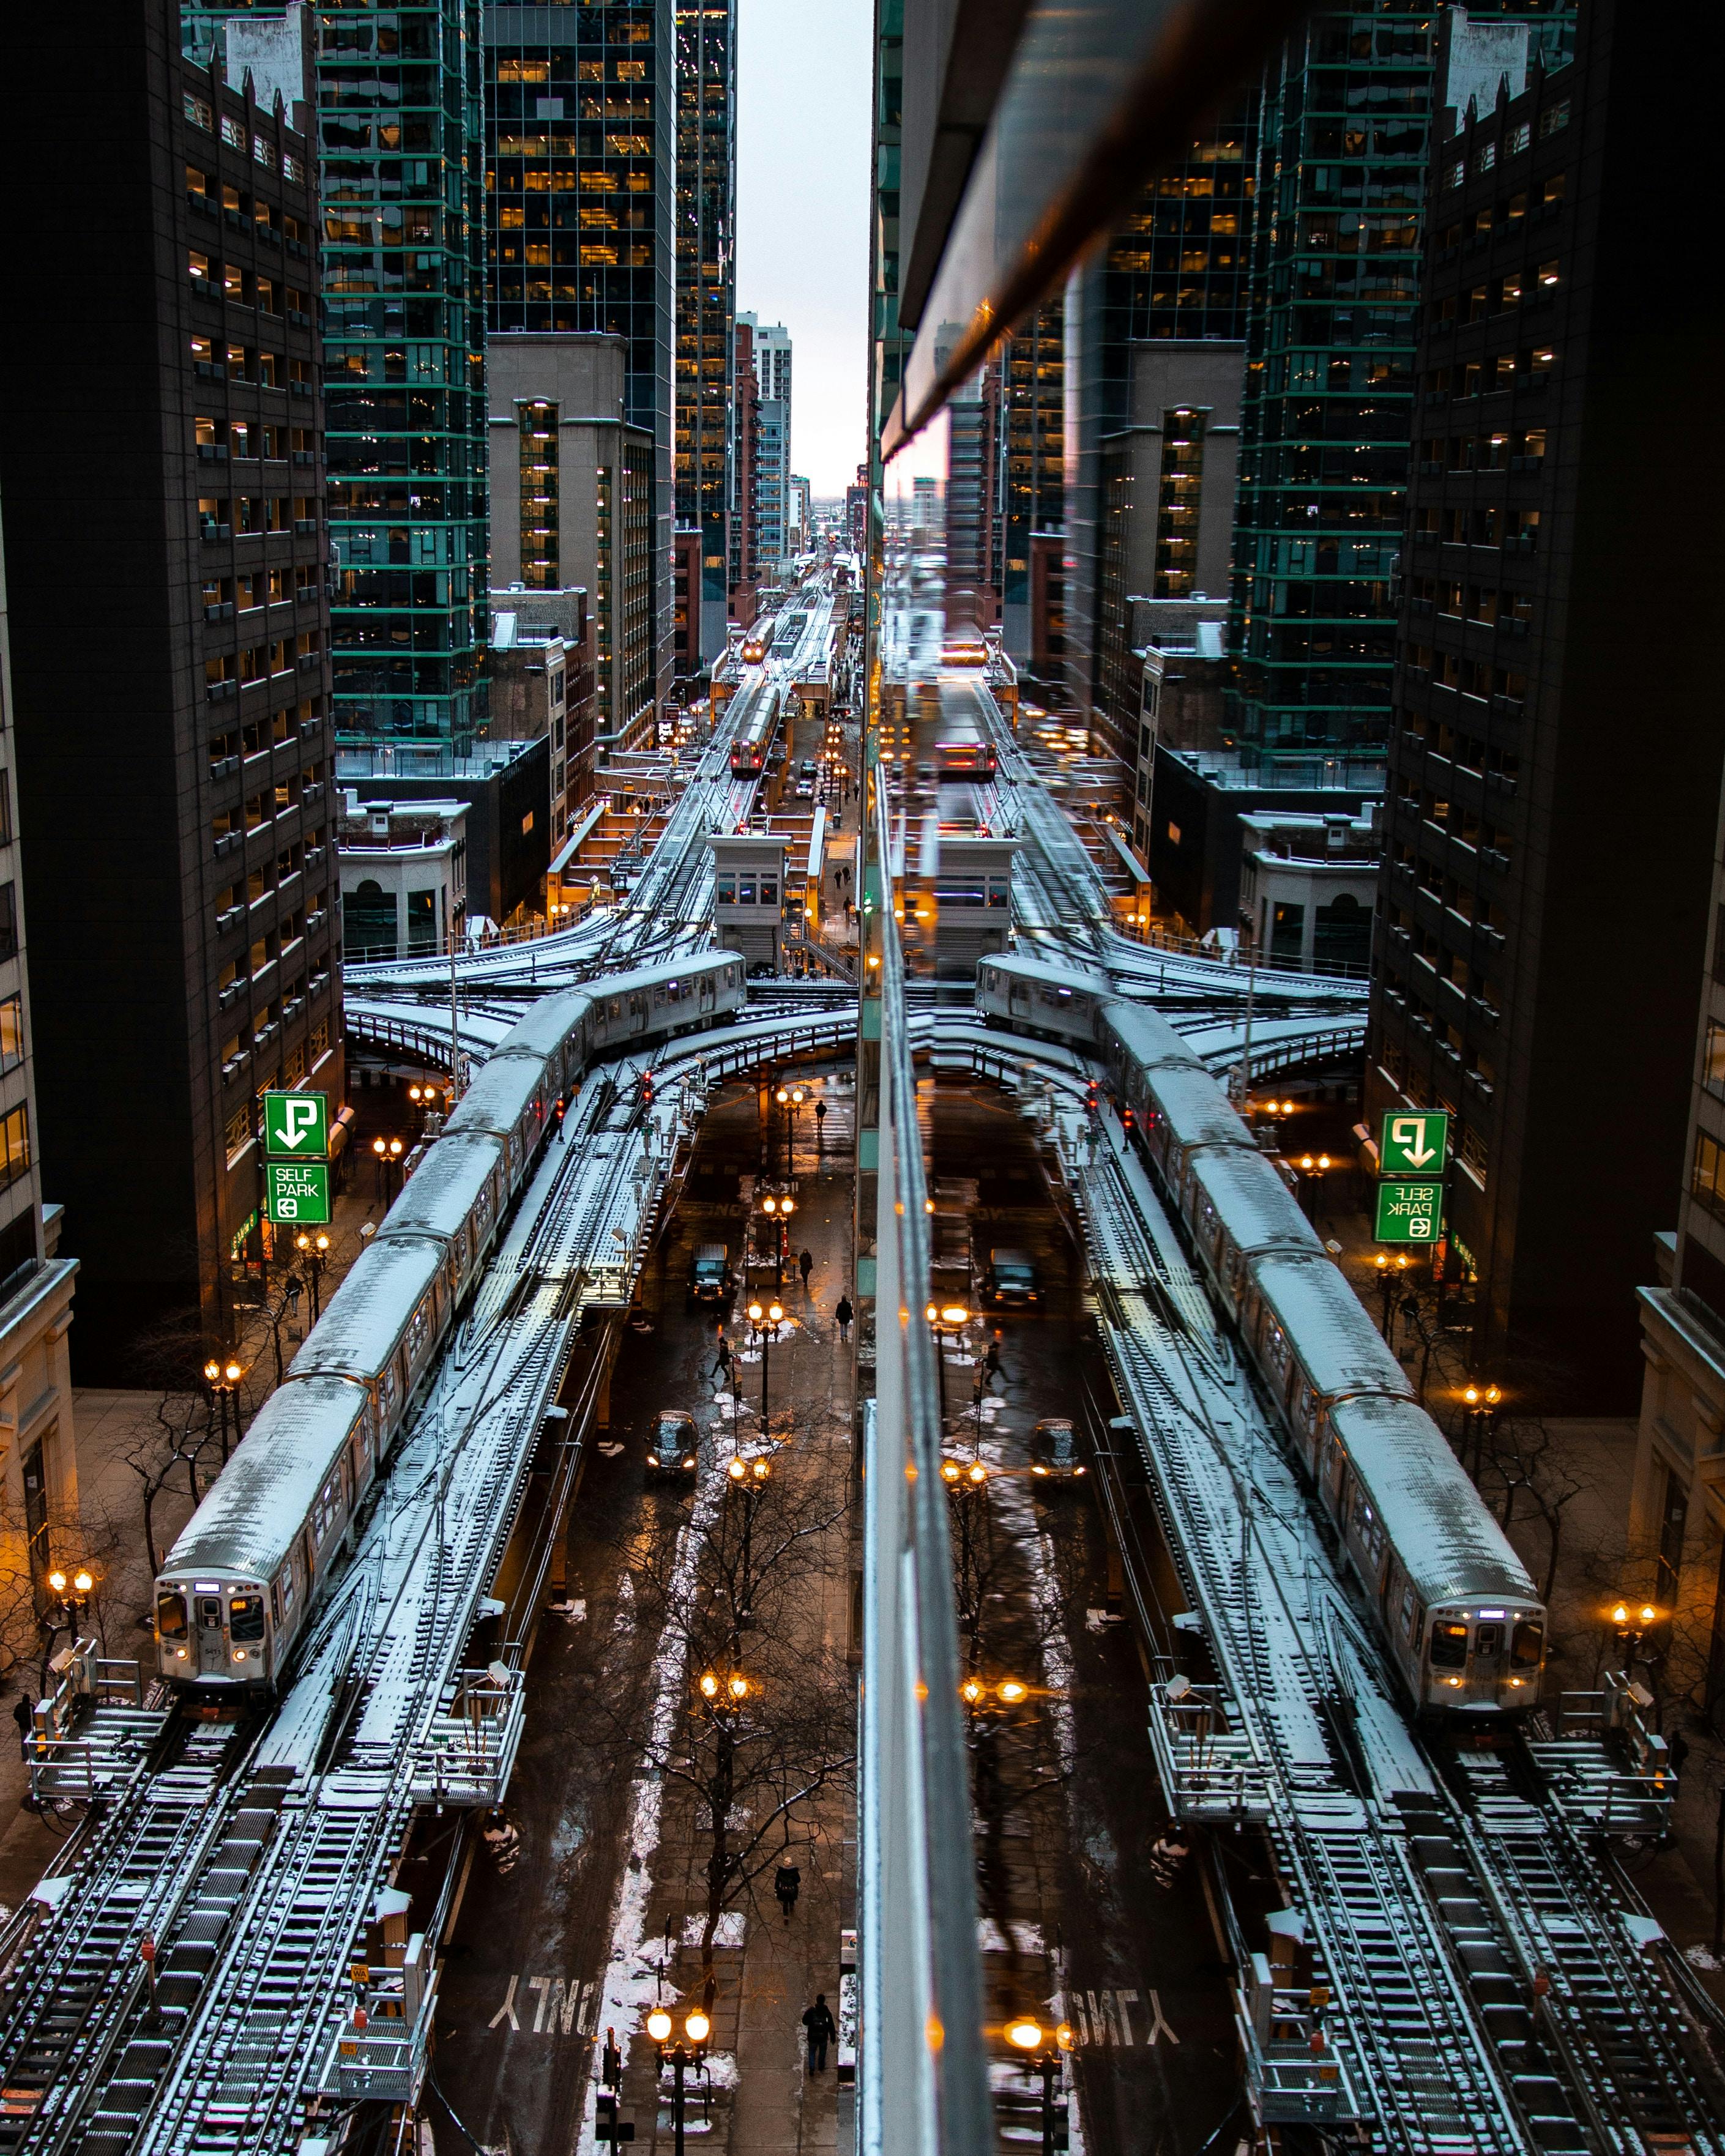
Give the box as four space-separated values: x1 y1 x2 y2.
1235 940 1256 1106
449 904 463 1101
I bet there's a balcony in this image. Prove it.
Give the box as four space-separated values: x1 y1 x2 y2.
288 308 312 329
253 1019 278 1048
187 191 217 219
304 844 325 869
293 518 318 537
292 450 317 467
298 713 321 738
1481 846 1511 872
297 650 321 671
204 600 234 623
286 236 309 261
302 781 324 806
201 521 231 543
290 379 313 399
206 679 237 704
217 980 246 1013
221 1049 250 1083
281 994 306 1023
216 903 245 933
193 359 226 381
209 753 240 780
196 444 228 463
305 905 327 934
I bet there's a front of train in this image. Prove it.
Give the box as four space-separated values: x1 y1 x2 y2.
1422 1601 1546 1713
155 1574 275 1689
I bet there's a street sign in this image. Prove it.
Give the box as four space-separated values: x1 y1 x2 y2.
1379 1109 1448 1177
266 1159 330 1225
1376 1179 1442 1244
263 1091 329 1159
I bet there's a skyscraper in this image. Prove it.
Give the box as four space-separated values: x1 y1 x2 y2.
740 316 792 574
1368 1 1716 1393
0 7 343 1368
999 299 1066 689
1227 7 1570 774
1063 105 1256 759
674 0 737 669
309 0 490 764
483 1 675 734
730 317 761 626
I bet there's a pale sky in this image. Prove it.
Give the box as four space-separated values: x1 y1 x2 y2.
734 0 872 499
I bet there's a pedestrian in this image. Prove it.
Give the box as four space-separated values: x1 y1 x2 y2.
984 1336 1002 1385
712 1331 732 1383
799 1247 814 1292
774 1860 802 1921
802 1993 836 2073
12 1692 32 1761
835 1294 853 1342
482 1810 521 1875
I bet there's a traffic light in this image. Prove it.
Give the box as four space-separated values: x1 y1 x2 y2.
1085 1079 1099 1116
1122 1107 1136 1136
643 1068 655 1105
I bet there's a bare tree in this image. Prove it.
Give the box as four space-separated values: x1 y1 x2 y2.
119 1395 222 1583
1480 1413 1595 1606
584 1449 854 1991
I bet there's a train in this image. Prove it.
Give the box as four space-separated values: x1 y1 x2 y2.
978 956 1546 1717
729 685 781 779
153 948 748 1692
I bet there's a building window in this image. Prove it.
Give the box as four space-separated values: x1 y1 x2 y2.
184 92 214 132
1705 1024 1725 1101
0 995 21 1075
0 885 16 962
1538 99 1570 139
1154 410 1205 598
518 400 559 589
1692 1129 1725 1224
0 1103 29 1191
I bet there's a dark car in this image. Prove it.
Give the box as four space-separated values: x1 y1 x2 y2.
647 1410 699 1481
984 1247 1039 1308
688 1242 731 1310
1029 1418 1085 1482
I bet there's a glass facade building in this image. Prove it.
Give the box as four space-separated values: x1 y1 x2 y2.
675 1 736 666
1228 7 1569 769
482 1 676 722
315 1 488 760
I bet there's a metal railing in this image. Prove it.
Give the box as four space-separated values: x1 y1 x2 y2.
859 789 993 2156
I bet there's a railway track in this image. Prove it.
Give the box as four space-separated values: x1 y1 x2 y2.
1075 1110 1725 2154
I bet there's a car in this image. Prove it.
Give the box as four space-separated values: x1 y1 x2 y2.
800 758 818 778
1028 1418 1085 1481
688 1242 732 1309
795 779 814 799
983 1247 1039 1307
646 1410 700 1480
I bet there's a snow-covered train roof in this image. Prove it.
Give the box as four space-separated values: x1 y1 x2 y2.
1192 1148 1323 1258
163 1375 367 1582
442 1054 551 1142
491 987 593 1068
1253 1252 1415 1403
980 953 1110 998
1103 1001 1207 1074
1137 1061 1255 1152
291 1233 445 1385
378 1132 505 1246
1331 1394 1537 1608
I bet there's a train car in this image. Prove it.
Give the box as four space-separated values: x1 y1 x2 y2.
441 1054 556 1195
1183 1147 1324 1320
976 954 1111 1047
740 632 768 665
1130 1061 1255 1203
1325 1394 1543 1715
729 686 780 778
1244 1248 1415 1465
374 1132 509 1304
490 986 593 1096
587 953 745 1053
155 1374 376 1689
289 1232 450 1446
1102 1002 1208 1101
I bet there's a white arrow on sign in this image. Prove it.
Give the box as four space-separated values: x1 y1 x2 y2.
1391 1115 1439 1168
276 1099 321 1151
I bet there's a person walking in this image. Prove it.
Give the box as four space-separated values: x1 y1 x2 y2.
835 1294 853 1342
799 1247 814 1293
984 1336 1002 1386
774 1860 802 1922
802 1993 837 2073
12 1692 32 1761
711 1330 732 1384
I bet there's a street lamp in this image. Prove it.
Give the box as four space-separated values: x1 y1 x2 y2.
759 1189 797 1285
1004 2016 1075 2155
646 2004 712 2156
926 1302 971 1416
726 1454 771 1635
203 1356 246 1461
294 1229 332 1321
745 1299 786 1425
43 1563 97 1665
1609 1599 1660 1671
1459 1381 1502 1478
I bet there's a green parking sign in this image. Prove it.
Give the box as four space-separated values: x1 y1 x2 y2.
1379 1109 1448 1177
1376 1179 1442 1244
266 1159 330 1225
264 1091 328 1159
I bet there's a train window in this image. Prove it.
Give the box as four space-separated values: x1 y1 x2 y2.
407 1304 428 1361
1430 1622 1469 1668
279 1564 297 1614
229 1595 266 1642
1474 1624 1502 1659
157 1590 189 1641
717 876 737 904
1264 1323 1290 1378
1399 1583 1419 1640
1511 1619 1543 1668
